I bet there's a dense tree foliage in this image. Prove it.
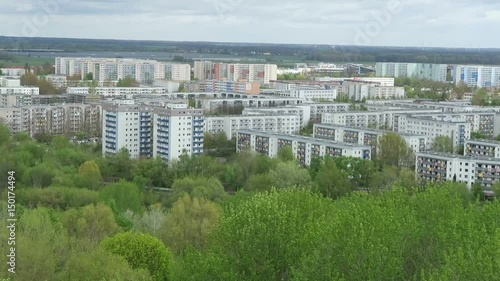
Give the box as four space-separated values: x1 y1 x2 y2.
1 123 499 281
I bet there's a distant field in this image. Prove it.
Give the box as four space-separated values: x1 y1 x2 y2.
0 56 55 67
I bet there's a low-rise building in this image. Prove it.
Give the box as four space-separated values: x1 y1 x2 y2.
236 130 372 166
200 97 305 112
275 89 338 101
313 123 429 156
67 87 167 96
202 80 260 95
416 152 500 191
0 104 102 137
397 115 471 147
465 139 500 158
205 113 300 139
0 68 26 77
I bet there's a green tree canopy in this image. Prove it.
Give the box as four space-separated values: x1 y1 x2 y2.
101 232 174 281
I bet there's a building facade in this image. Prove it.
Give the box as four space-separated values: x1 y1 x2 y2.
416 152 500 191
194 61 277 84
236 130 371 166
205 113 300 139
465 139 500 158
55 57 191 83
102 100 204 161
453 65 500 87
202 80 260 95
375 63 448 82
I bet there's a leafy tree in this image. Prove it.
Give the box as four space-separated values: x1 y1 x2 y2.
268 161 312 189
14 208 69 281
160 194 221 254
245 173 274 192
18 186 99 209
132 203 165 236
22 163 56 188
493 181 500 198
101 232 174 281
471 88 489 106
62 203 119 243
378 132 414 168
100 180 145 214
0 123 10 144
277 145 295 162
313 157 351 199
432 136 454 153
117 76 140 87
206 189 332 281
471 183 485 201
170 176 227 203
77 160 102 190
85 72 94 81
470 131 489 140
20 72 38 86
58 248 153 281
132 157 169 188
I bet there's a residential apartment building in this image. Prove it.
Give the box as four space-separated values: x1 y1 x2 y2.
0 68 26 77
315 77 395 86
341 81 405 100
243 106 311 127
0 104 102 137
397 115 471 147
193 61 277 84
375 63 448 82
102 100 204 161
202 80 260 95
313 123 429 157
321 109 443 130
416 152 500 191
200 97 305 112
236 130 371 166
67 87 168 96
0 95 33 107
55 57 191 83
205 113 300 139
44 75 68 88
276 89 338 101
453 65 500 87
0 77 21 87
465 139 500 158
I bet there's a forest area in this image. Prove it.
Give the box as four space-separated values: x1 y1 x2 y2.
0 124 500 281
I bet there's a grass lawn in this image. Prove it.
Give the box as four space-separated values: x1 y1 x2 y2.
0 56 55 67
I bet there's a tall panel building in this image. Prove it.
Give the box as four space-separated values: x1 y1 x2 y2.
375 62 448 82
102 100 204 161
193 61 277 84
453 65 500 87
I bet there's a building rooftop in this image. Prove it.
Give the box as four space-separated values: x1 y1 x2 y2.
238 129 372 150
417 151 500 162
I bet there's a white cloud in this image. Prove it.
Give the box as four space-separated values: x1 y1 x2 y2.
0 0 499 47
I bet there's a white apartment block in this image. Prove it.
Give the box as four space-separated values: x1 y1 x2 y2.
376 63 448 82
236 130 372 166
67 87 167 96
243 107 310 127
465 139 500 158
55 57 191 83
397 115 471 148
416 152 500 191
44 75 68 88
341 81 405 101
0 68 26 77
200 97 305 112
453 65 500 87
0 87 39 95
410 112 500 138
202 80 260 95
0 104 101 137
313 124 429 157
193 61 278 84
276 89 338 101
102 100 204 161
0 77 21 87
315 77 395 87
0 94 33 107
205 114 300 139
321 109 443 130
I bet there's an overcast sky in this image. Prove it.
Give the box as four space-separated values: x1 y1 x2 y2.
1 0 499 48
